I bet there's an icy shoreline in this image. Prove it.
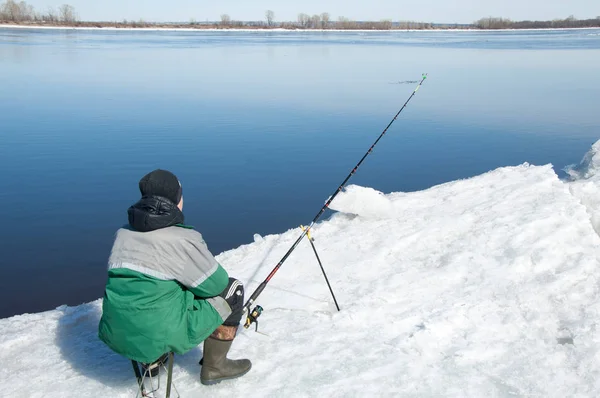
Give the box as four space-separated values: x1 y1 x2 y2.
1 23 598 33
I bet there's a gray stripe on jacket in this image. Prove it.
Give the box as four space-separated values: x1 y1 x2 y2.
207 296 232 321
108 226 219 289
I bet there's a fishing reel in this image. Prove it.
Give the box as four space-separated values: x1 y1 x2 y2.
244 305 263 332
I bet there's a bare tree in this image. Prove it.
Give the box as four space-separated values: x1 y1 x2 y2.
1 0 35 21
220 13 231 27
320 12 330 28
474 16 512 29
337 16 359 29
2 0 20 21
21 1 34 20
379 19 392 29
44 6 57 22
2 0 13 20
265 9 274 27
58 4 76 22
310 14 320 29
297 13 309 28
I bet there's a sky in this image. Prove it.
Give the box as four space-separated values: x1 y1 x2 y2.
23 0 600 24
2 139 600 397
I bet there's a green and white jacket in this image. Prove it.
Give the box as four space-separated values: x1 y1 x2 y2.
98 196 231 364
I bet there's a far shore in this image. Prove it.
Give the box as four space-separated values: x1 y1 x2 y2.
1 22 599 33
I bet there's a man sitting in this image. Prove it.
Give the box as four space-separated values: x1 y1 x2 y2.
98 169 251 385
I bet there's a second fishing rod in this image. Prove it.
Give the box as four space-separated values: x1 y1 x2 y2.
243 74 428 330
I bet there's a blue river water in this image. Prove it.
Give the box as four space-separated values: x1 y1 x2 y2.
0 27 599 318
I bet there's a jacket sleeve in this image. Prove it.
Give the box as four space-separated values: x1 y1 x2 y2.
188 263 229 298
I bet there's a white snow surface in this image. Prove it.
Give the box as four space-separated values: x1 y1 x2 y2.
1 24 599 33
3 141 600 397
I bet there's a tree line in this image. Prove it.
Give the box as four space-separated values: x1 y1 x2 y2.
201 10 600 30
210 10 433 30
1 1 599 30
474 15 600 29
215 11 434 30
0 0 76 23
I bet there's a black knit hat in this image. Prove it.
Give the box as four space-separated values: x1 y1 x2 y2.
138 169 182 205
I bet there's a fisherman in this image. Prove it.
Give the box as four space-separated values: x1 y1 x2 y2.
98 169 251 385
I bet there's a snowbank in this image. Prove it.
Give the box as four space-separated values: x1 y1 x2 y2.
2 141 600 397
1 24 598 33
565 140 600 237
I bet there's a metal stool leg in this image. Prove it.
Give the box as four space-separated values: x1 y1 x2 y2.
132 353 179 398
131 360 146 397
166 352 174 398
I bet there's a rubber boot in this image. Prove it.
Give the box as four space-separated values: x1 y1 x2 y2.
200 325 252 385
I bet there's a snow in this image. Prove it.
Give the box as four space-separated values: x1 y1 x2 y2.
3 141 600 397
566 140 600 238
1 24 599 33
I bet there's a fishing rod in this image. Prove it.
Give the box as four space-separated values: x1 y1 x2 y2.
243 73 428 330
